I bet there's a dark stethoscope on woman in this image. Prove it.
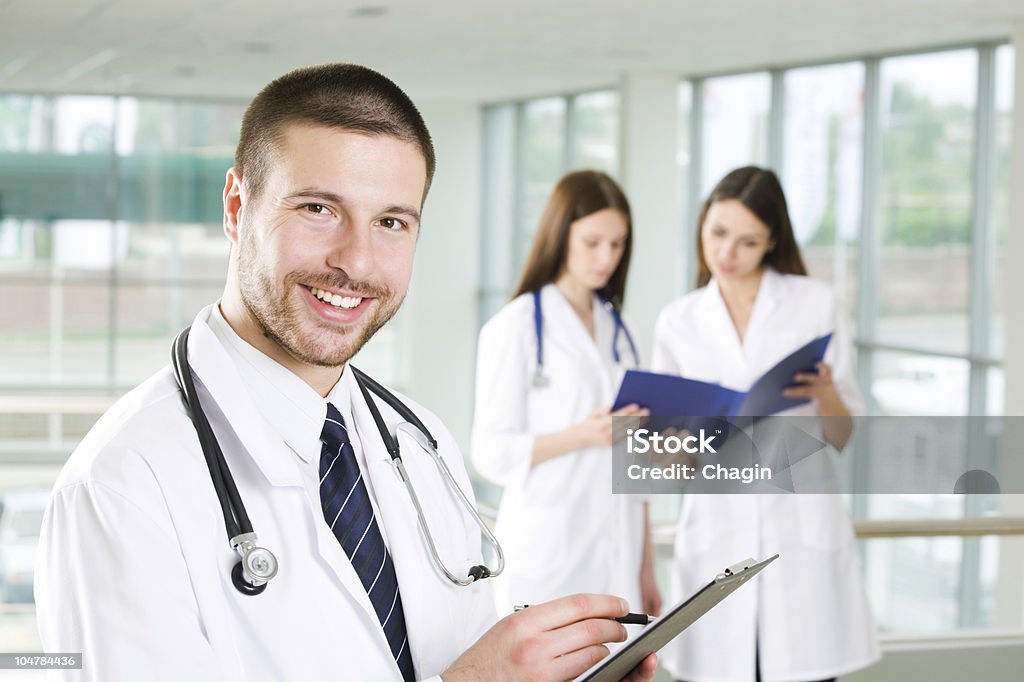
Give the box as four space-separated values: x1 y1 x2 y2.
530 289 640 388
171 326 504 596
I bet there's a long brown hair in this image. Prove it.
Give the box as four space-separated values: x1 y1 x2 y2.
512 170 633 307
695 166 806 288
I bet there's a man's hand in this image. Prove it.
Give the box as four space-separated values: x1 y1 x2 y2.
442 594 658 682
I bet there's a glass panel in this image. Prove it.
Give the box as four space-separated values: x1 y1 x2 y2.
782 62 865 322
570 91 619 175
861 535 1024 632
480 105 517 322
986 365 1005 416
869 349 969 416
517 97 567 261
53 96 114 154
116 98 242 256
0 465 63 649
0 94 48 153
700 72 770 194
0 282 111 387
114 283 224 385
877 50 977 356
119 222 228 282
991 45 1014 361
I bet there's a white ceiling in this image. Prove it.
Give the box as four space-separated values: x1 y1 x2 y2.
1 0 1022 104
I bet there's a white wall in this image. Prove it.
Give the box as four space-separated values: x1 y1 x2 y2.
402 100 482 452
619 71 686 356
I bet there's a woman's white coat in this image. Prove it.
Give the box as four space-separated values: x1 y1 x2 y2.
471 284 647 614
652 269 879 682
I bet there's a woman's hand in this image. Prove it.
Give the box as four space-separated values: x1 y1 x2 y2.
573 404 650 449
783 362 843 414
782 361 853 449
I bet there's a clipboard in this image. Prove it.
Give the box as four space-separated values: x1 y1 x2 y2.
577 555 779 682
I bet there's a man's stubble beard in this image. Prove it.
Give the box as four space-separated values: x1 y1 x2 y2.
235 225 405 368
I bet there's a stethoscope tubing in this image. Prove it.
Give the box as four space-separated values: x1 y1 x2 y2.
171 325 502 596
531 289 640 384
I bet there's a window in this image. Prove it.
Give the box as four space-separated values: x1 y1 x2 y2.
480 89 622 313
681 43 1016 634
876 50 977 358
700 72 771 193
782 62 865 314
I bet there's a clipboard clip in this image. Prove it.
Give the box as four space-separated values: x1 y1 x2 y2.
716 557 757 581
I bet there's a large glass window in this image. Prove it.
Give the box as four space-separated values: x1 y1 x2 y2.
991 45 1015 362
569 91 619 174
782 63 865 315
518 97 568 261
480 89 622 307
681 43 1016 635
876 50 977 358
700 72 771 193
0 94 243 648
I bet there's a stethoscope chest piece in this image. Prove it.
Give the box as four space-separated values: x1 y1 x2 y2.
230 532 278 596
532 368 550 388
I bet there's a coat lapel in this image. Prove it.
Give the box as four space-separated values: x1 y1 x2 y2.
345 370 461 676
742 268 781 361
186 309 303 489
701 279 749 377
188 307 396 669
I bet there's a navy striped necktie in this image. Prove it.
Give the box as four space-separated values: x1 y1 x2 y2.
320 403 415 681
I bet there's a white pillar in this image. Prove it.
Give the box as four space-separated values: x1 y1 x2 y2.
994 26 1024 628
619 71 686 356
401 100 481 452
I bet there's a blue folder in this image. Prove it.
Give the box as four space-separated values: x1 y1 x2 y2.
613 333 833 418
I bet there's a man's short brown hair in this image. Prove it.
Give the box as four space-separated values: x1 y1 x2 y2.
235 63 435 200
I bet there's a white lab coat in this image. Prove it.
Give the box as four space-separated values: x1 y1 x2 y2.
651 269 879 682
471 284 647 614
35 304 497 682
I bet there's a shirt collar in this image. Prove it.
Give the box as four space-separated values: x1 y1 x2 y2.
207 304 351 464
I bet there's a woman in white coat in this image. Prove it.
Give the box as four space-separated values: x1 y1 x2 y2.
652 167 879 682
471 170 660 618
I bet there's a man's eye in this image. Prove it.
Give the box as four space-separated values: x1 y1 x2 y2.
303 203 330 215
379 217 406 230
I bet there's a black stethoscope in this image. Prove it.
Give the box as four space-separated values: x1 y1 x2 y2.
171 326 504 596
531 289 640 388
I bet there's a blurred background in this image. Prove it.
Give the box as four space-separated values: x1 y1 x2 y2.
1 0 1023 679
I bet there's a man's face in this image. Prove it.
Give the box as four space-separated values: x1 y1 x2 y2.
229 124 426 368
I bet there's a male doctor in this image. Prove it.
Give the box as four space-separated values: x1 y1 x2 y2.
35 64 657 682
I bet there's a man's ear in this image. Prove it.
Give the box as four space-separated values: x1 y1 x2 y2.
223 167 245 245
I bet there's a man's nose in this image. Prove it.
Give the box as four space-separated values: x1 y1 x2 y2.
326 223 375 282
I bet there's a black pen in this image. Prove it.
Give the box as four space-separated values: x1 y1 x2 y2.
513 605 654 625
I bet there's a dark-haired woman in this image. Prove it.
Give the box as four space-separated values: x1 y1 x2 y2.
653 167 878 682
470 170 660 619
